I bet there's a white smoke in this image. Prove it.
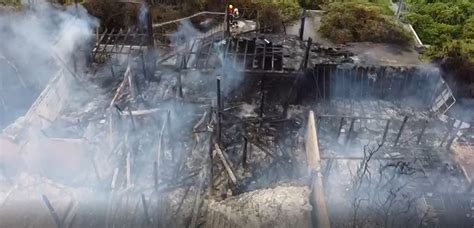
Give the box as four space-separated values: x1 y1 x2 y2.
0 1 98 129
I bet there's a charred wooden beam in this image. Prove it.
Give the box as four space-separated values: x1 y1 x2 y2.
41 194 62 228
394 116 409 147
416 120 428 145
259 75 265 120
214 143 237 185
217 76 222 143
61 201 78 228
299 9 306 40
345 118 355 145
440 119 456 147
208 108 214 195
153 161 158 191
141 193 152 225
302 38 312 70
381 119 391 146
146 0 154 48
446 120 463 149
242 136 248 169
336 117 345 138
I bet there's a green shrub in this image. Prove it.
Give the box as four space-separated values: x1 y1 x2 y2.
298 0 325 10
463 15 474 39
403 0 473 45
319 2 412 44
426 39 474 87
84 0 139 28
325 0 393 15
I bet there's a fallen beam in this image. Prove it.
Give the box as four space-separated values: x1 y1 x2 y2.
214 143 237 185
41 194 62 228
305 111 331 228
120 108 162 116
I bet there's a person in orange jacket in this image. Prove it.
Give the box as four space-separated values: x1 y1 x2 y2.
228 4 239 26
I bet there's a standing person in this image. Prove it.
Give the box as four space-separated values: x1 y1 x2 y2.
228 4 239 27
228 4 235 25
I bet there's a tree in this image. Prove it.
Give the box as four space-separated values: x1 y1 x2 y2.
320 2 412 44
463 15 474 39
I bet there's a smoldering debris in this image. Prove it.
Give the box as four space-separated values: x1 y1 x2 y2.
0 1 97 129
1 2 474 228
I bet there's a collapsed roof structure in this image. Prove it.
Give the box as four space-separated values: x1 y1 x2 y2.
0 3 473 228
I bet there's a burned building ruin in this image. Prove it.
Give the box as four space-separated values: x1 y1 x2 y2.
1 3 473 228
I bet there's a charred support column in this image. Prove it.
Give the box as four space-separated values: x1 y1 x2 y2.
299 9 306 40
345 118 356 145
305 111 331 228
217 76 222 143
41 194 62 228
337 117 345 138
140 51 148 81
259 75 265 119
146 0 154 48
440 119 456 147
110 64 115 78
394 116 409 147
416 120 429 145
446 121 463 149
141 194 152 225
242 136 248 169
303 38 312 70
225 1 230 37
153 161 158 191
177 72 184 98
381 120 391 146
208 106 214 195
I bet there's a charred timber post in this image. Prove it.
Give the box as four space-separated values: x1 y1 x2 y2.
208 106 214 195
303 38 312 70
140 51 148 81
259 75 265 120
225 1 230 37
394 116 409 147
345 118 356 145
242 136 248 169
153 161 158 191
127 106 136 131
446 121 463 149
141 194 152 225
110 64 115 78
337 117 345 138
215 143 237 185
217 76 222 143
299 9 306 40
177 72 184 98
440 119 456 147
381 119 391 146
146 0 154 48
416 120 429 145
41 194 62 228
305 111 331 228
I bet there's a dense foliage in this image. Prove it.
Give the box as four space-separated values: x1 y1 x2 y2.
319 2 411 44
298 0 325 10
403 0 473 46
203 0 301 32
403 0 474 93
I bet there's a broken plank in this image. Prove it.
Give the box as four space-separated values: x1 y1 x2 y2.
214 143 237 185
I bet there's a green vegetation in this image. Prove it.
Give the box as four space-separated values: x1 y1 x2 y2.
403 0 473 46
298 0 325 10
0 0 21 6
402 0 474 91
319 1 411 44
